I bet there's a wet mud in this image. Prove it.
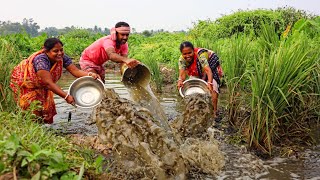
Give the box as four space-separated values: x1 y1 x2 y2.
170 93 213 139
93 88 186 179
92 85 232 179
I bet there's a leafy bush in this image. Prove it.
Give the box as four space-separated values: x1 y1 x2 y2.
0 134 84 179
190 7 313 40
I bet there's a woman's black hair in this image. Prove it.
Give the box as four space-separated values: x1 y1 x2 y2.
43 38 63 51
180 41 194 52
115 21 130 28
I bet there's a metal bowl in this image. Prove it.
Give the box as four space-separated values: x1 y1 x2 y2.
179 78 211 98
120 63 151 88
68 76 105 108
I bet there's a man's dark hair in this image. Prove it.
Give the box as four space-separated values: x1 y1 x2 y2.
115 22 130 28
115 22 130 48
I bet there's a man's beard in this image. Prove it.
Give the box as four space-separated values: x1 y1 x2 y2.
116 39 122 49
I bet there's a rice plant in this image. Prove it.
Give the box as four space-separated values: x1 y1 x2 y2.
257 23 280 55
0 38 22 112
140 51 163 92
219 35 255 125
248 25 320 154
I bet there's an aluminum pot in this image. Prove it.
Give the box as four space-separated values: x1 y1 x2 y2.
68 76 105 108
120 63 151 88
179 78 211 98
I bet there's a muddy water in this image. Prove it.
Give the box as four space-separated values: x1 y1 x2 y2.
94 88 186 179
52 71 320 179
170 93 214 139
123 83 171 132
52 72 179 134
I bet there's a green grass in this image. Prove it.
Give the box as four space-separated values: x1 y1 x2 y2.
248 24 320 154
218 35 255 125
0 107 102 179
0 39 106 179
141 51 163 92
0 38 22 112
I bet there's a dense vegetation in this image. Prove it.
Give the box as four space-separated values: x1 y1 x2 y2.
0 7 319 178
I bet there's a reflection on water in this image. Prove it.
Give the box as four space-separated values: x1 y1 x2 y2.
259 146 320 179
51 71 320 179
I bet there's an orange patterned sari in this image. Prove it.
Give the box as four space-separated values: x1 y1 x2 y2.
10 50 63 123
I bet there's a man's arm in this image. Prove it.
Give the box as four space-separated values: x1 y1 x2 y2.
105 47 139 68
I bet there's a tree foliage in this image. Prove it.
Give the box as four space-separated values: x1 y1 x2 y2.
190 7 314 40
0 19 110 37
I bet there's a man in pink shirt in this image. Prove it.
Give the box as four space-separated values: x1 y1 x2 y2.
80 22 140 82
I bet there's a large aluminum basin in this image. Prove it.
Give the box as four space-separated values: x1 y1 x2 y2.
68 76 105 108
179 78 211 98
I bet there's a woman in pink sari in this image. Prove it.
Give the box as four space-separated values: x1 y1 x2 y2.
10 38 100 123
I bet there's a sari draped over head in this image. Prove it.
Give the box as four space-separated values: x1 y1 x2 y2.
10 50 63 123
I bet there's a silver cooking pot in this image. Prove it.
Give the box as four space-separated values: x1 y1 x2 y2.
179 78 211 98
68 76 105 108
120 63 151 88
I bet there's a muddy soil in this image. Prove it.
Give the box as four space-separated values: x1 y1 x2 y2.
93 88 186 179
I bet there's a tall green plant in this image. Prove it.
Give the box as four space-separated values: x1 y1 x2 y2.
257 23 280 55
249 28 319 154
141 51 163 92
0 39 21 111
219 35 255 124
190 8 313 40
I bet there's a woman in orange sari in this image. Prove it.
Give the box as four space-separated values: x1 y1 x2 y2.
10 38 100 124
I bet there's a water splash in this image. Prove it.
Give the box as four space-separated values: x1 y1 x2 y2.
172 94 225 176
171 93 213 139
124 83 171 132
93 88 228 178
93 88 186 179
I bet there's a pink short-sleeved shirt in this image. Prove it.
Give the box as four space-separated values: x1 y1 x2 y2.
81 35 128 66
